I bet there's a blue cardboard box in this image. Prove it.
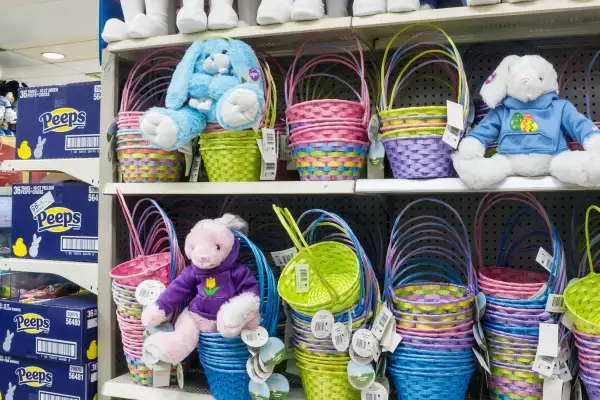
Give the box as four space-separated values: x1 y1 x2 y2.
11 183 99 262
0 356 97 400
16 82 101 160
0 293 98 365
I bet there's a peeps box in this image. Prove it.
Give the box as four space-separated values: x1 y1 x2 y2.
16 82 101 160
11 182 99 262
0 293 98 365
0 356 97 400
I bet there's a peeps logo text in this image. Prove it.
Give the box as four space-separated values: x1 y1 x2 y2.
16 366 53 387
39 108 86 133
35 207 82 233
14 313 51 334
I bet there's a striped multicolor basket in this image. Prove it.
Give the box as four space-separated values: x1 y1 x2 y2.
126 357 178 386
199 130 262 182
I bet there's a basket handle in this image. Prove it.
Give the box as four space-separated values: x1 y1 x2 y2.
585 205 600 275
116 188 146 259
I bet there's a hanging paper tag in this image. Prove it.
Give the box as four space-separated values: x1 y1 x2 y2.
266 374 290 400
256 129 277 181
177 364 184 389
536 247 553 272
370 306 393 340
561 312 574 332
361 382 388 400
347 361 376 390
152 362 171 388
537 323 559 358
241 326 269 348
371 341 382 363
543 377 564 400
367 141 385 180
189 154 203 182
135 280 166 306
332 322 350 352
529 283 548 300
475 292 486 321
271 247 298 267
546 294 567 313
368 113 381 143
380 323 402 353
533 355 556 377
349 345 374 365
311 310 334 339
260 337 286 367
249 380 271 400
352 329 376 358
442 100 465 149
472 348 491 374
295 264 309 293
557 362 573 382
562 380 571 400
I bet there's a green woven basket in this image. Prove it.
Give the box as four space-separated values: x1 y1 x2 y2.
297 365 360 400
381 126 445 140
565 205 600 334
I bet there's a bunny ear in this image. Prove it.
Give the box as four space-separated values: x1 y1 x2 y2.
165 40 205 110
216 214 248 235
226 39 263 89
37 136 42 144
480 55 521 109
33 233 37 240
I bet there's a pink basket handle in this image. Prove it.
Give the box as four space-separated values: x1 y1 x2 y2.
116 188 145 258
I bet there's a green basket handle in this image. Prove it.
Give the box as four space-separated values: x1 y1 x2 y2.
585 205 600 275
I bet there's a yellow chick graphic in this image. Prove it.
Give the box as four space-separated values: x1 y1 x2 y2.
12 238 27 257
93 395 97 400
87 340 98 360
17 141 32 160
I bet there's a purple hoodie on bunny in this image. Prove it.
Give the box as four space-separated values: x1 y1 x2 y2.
156 239 259 319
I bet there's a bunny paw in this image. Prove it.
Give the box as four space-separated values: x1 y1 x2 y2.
141 112 178 149
177 1 208 34
218 89 260 129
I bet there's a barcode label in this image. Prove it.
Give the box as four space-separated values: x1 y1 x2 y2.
536 247 553 272
36 338 77 359
546 294 567 313
442 125 461 148
241 326 268 347
311 310 334 339
65 134 100 150
361 382 388 400
356 339 367 349
533 354 556 377
135 280 166 306
40 392 80 400
352 329 375 358
296 264 309 293
61 236 98 253
371 306 393 340
271 248 298 267
70 366 84 373
332 322 350 351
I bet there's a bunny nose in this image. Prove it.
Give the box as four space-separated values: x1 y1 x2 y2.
197 254 209 263
520 77 532 84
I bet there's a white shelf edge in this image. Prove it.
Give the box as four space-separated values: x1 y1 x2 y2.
103 181 356 196
355 176 582 194
0 258 98 294
0 187 11 196
0 159 100 187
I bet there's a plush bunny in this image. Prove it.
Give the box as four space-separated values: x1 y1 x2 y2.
452 55 600 189
257 0 326 24
29 234 41 258
141 214 261 365
102 0 176 42
5 382 15 400
2 330 13 352
140 38 264 150
33 137 46 159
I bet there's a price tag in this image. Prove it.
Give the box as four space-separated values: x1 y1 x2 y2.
537 323 559 358
352 329 376 358
546 294 567 313
135 280 166 306
259 337 286 367
347 361 376 390
543 376 563 400
361 382 388 400
442 125 462 149
368 113 381 143
529 283 548 300
473 348 491 374
562 380 571 400
372 341 382 362
533 354 556 377
241 326 269 348
249 380 271 400
370 305 393 340
256 139 277 181
561 312 574 332
30 191 55 218
557 362 572 382
189 154 202 182
536 247 553 272
271 248 298 267
380 322 402 353
350 345 374 365
311 310 334 339
442 100 465 149
475 292 487 321
177 364 184 389
295 264 309 293
332 322 350 352
266 374 290 400
152 362 171 388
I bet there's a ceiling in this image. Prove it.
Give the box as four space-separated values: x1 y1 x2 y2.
0 0 100 86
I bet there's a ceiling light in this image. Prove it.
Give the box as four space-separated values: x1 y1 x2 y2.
41 52 65 60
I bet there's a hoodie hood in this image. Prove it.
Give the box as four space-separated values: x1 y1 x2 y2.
191 238 241 275
502 93 558 110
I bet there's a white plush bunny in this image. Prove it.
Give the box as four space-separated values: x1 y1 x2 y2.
2 330 13 352
29 234 41 258
5 382 15 400
102 0 176 42
33 136 46 159
452 55 600 189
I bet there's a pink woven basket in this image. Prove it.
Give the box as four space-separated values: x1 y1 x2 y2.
478 267 547 299
286 100 365 123
289 123 369 143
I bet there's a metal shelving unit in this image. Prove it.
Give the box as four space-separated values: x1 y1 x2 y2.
0 158 100 187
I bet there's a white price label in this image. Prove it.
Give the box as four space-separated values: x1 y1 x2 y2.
370 306 393 340
177 364 184 389
241 326 269 348
247 358 268 384
543 376 564 400
135 280 166 306
562 380 571 400
271 247 298 267
442 125 461 149
332 322 350 352
30 191 55 218
537 323 559 358
352 329 376 358
536 247 553 272
533 355 556 377
557 362 573 382
295 264 309 293
256 130 278 181
447 100 465 131
349 346 374 365
380 322 402 353
152 362 171 388
361 382 388 400
311 310 334 339
189 155 202 182
546 294 567 313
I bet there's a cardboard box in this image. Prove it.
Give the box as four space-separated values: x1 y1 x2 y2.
11 182 99 262
0 293 98 365
16 82 101 160
0 356 97 400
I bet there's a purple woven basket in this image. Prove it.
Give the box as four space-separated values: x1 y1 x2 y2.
582 374 600 400
382 135 454 179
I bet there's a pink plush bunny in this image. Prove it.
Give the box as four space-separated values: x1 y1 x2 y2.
141 214 261 365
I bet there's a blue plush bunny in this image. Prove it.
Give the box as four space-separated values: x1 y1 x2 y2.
140 38 264 150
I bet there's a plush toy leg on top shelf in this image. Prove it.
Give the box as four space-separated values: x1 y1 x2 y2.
291 0 325 21
326 0 349 17
141 106 208 150
452 137 513 189
256 0 293 24
353 0 386 16
387 0 420 12
102 0 144 42
128 0 170 38
238 0 261 26
550 135 600 187
208 0 238 30
177 0 208 33
420 0 437 8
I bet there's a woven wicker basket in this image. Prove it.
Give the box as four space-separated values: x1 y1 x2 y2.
199 130 262 182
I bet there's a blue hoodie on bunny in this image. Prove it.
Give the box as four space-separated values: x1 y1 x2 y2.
140 38 264 150
469 93 599 155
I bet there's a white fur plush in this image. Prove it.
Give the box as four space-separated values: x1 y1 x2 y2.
291 0 325 21
217 292 261 337
257 0 293 24
353 0 387 16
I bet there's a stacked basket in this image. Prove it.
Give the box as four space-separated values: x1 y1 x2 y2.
285 38 370 181
116 49 185 182
566 205 600 399
586 49 600 136
379 24 469 179
273 207 380 400
197 231 280 400
385 198 476 400
110 192 185 386
474 193 567 400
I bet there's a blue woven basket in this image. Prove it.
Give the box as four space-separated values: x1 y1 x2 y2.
389 367 475 400
202 364 251 400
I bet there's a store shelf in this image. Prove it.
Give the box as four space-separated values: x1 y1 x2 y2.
103 181 356 196
0 258 98 294
0 159 100 187
107 17 354 57
0 187 11 196
354 0 600 46
355 176 582 194
103 373 306 400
